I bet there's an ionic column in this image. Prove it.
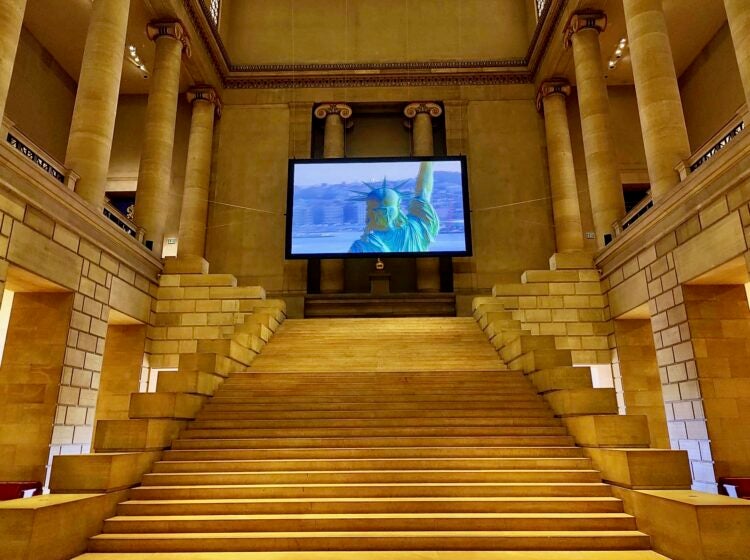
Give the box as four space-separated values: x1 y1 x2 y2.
564 12 625 247
177 87 221 259
405 102 443 292
65 0 130 208
314 102 352 158
314 103 353 292
404 102 442 157
623 0 690 200
536 80 584 253
133 20 191 255
724 0 750 110
0 0 27 119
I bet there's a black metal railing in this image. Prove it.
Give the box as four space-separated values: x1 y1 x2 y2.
103 202 139 239
536 0 548 17
690 121 745 172
6 133 65 184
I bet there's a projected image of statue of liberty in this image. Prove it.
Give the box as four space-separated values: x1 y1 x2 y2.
348 161 439 253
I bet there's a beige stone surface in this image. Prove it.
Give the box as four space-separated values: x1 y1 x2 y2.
545 388 618 417
96 325 146 426
129 392 205 420
7 222 82 290
0 0 27 120
109 277 150 323
93 419 185 452
222 0 530 65
564 415 651 448
584 448 692 489
0 292 73 482
616 487 750 560
49 451 161 492
0 490 126 560
674 212 747 283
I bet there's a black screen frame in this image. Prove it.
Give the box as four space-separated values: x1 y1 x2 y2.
284 155 472 260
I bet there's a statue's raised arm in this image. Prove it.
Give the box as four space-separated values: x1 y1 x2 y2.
414 161 434 201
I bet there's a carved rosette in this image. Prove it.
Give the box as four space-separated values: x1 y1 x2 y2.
187 86 223 118
563 11 607 49
147 20 192 57
535 79 572 112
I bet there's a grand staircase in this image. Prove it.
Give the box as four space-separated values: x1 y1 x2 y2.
78 317 668 559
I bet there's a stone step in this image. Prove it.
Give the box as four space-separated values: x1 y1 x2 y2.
170 435 576 450
176 426 569 439
88 530 651 552
140 469 602 486
161 447 587 462
75 550 672 560
117 496 624 516
203 395 545 406
151 457 593 473
102 513 637 534
199 401 551 413
128 482 615 500
187 417 563 429
194 409 557 421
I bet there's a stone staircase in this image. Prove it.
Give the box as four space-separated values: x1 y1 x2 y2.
75 317 669 559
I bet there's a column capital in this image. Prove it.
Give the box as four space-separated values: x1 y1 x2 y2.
564 11 607 49
536 79 572 112
404 102 443 119
187 86 222 118
147 20 192 58
314 102 353 120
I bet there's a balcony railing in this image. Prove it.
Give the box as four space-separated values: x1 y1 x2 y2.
1 117 146 245
676 105 748 181
613 106 748 239
612 193 653 239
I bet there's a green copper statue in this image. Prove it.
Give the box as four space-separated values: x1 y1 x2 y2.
349 161 439 253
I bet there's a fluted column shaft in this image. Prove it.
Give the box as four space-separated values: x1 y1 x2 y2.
405 102 443 292
177 88 220 259
134 21 190 254
65 0 130 208
538 81 584 253
566 13 625 247
623 0 690 200
0 0 27 119
724 0 750 110
314 103 352 292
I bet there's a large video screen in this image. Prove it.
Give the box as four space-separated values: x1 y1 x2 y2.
285 156 471 258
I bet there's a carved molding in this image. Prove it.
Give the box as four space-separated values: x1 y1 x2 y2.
187 86 223 118
313 103 353 120
404 102 443 119
563 11 608 49
147 20 192 58
535 79 572 112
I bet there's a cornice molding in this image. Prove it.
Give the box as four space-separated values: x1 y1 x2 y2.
181 0 568 89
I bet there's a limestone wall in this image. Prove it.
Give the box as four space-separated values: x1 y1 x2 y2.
221 0 532 65
0 139 160 483
679 22 745 152
598 126 750 491
206 84 556 294
5 27 75 163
